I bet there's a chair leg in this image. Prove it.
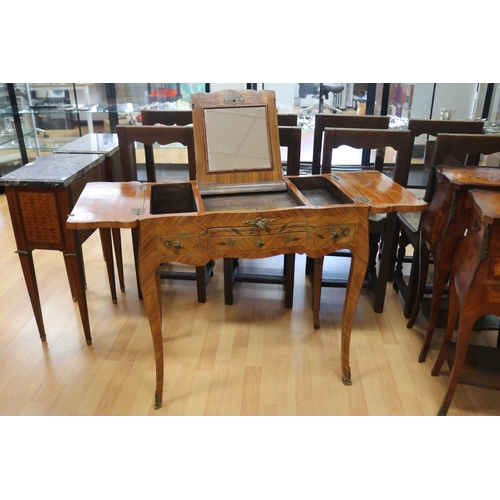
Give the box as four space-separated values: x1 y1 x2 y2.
131 227 142 300
223 258 237 305
284 253 295 309
195 266 207 304
312 257 324 329
99 228 118 304
373 215 399 313
305 255 314 278
407 237 430 329
111 227 125 292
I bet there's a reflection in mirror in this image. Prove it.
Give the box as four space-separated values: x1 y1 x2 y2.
204 107 271 172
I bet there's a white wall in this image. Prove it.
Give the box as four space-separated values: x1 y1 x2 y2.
431 83 478 120
208 83 246 92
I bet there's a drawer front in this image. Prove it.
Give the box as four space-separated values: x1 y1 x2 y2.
314 223 356 246
156 234 201 256
207 231 308 252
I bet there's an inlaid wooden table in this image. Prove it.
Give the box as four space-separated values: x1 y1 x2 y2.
407 166 500 363
431 189 500 415
55 133 125 293
0 153 113 346
67 171 426 409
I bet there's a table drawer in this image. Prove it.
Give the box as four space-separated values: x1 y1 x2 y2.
156 234 201 256
207 231 308 252
314 223 356 246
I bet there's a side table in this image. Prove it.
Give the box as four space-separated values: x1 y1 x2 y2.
407 166 500 362
432 189 500 415
0 153 113 345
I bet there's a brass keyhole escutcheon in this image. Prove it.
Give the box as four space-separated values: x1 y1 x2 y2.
173 241 183 249
342 228 350 237
331 231 339 240
256 239 265 248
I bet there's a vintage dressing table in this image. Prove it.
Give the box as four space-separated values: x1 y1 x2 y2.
431 189 500 415
407 166 500 363
66 90 426 409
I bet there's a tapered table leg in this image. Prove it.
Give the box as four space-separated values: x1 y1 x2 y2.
16 250 46 342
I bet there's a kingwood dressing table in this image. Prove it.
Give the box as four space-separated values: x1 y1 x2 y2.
408 166 500 363
66 88 426 409
432 189 500 415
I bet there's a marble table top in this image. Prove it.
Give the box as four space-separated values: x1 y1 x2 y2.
54 133 119 156
0 153 105 188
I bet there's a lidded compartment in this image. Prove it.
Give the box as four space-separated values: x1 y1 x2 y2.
150 182 198 214
289 176 355 206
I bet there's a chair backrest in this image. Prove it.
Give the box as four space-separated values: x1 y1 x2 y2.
312 114 390 174
141 109 297 127
278 126 302 175
321 128 413 187
141 109 193 126
141 109 299 178
424 133 500 202
408 119 484 172
116 124 196 182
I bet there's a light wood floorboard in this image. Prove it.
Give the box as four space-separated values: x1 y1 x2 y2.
1 191 500 416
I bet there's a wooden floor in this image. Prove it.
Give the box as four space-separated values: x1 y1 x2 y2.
2 192 500 416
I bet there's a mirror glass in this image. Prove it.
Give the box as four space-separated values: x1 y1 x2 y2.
204 106 271 172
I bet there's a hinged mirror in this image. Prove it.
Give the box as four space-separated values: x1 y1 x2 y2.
191 89 284 195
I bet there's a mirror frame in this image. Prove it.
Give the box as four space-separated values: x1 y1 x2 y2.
191 89 282 188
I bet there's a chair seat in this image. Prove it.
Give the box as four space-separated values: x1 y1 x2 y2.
398 211 421 232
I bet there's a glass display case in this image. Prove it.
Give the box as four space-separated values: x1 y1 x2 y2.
0 83 30 187
0 83 207 166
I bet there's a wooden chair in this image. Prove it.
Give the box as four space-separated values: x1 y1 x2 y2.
223 122 302 307
315 127 413 313
311 114 390 175
393 120 485 318
116 124 214 302
305 114 391 276
406 134 500 363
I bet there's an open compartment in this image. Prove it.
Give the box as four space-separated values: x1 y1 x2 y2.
202 190 299 212
289 176 355 206
150 182 198 214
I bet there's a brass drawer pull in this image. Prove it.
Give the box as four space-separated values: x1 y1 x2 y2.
256 239 265 248
331 231 339 240
173 241 183 249
342 228 350 237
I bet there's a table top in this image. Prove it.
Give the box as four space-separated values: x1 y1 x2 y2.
469 189 500 225
54 133 119 156
438 165 500 189
66 172 427 231
0 153 105 188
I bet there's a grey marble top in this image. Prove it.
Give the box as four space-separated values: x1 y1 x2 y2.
54 133 119 156
0 153 105 188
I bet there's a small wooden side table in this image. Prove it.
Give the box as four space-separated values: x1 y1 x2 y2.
55 133 125 292
408 166 500 362
0 153 112 345
432 189 500 415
